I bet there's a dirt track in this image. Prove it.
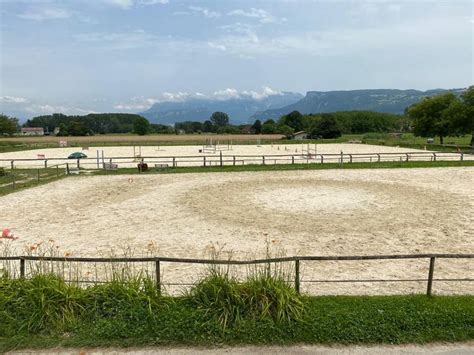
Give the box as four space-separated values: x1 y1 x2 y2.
1 167 472 295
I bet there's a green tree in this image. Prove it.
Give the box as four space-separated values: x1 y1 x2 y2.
210 111 229 127
277 124 294 138
310 114 342 139
280 111 305 132
261 119 276 134
252 119 262 134
68 120 90 136
203 120 214 132
0 114 18 136
407 92 458 144
458 86 474 146
133 117 150 135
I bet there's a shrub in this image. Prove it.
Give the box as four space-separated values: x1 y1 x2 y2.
187 268 304 329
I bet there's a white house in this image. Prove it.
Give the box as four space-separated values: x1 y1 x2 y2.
21 127 44 136
291 131 308 140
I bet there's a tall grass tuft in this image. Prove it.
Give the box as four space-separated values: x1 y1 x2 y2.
187 242 304 329
0 274 84 335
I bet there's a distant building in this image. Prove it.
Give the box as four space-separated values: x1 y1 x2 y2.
21 127 44 136
291 131 308 140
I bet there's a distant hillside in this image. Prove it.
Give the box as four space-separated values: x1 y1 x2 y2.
140 92 303 125
252 89 464 120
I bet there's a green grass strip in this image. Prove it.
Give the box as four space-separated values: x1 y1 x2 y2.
1 293 472 351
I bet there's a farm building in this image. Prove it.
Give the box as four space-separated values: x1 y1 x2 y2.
291 131 308 140
21 127 44 136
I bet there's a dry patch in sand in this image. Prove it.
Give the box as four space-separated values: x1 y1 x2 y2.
0 167 473 295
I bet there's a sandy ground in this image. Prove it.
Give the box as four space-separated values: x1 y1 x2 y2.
7 342 474 354
1 166 472 295
0 144 469 169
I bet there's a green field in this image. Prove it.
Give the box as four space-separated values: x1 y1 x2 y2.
0 167 67 196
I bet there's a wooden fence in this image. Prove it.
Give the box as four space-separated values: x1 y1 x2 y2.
0 151 470 171
1 254 472 296
0 163 69 193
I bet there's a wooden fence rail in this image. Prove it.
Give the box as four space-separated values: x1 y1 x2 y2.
0 151 470 171
1 253 472 296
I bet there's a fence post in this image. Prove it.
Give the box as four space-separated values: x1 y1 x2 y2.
155 259 161 293
460 153 464 161
44 160 48 169
20 258 25 278
220 151 223 167
292 155 295 164
427 257 436 296
262 155 265 165
433 153 436 162
233 156 236 166
76 158 80 170
172 157 176 168
66 163 70 175
320 155 324 164
349 154 353 163
295 259 300 294
10 160 14 170
406 154 409 162
203 156 206 167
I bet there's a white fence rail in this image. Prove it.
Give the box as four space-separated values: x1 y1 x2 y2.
0 151 470 170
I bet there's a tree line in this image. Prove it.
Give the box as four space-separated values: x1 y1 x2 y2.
250 110 410 139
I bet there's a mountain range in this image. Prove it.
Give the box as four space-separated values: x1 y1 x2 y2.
251 89 464 120
140 88 462 125
140 92 303 125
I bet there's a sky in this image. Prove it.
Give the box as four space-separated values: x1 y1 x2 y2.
0 0 472 119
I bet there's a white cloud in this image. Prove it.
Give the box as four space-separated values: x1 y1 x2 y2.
188 6 221 18
213 87 282 100
114 103 147 110
74 30 161 50
207 42 226 51
74 30 206 52
162 92 192 101
213 88 240 99
243 86 282 100
114 96 163 110
0 96 29 104
140 0 169 4
228 8 287 24
101 0 169 9
24 104 96 115
18 8 72 21
102 0 133 9
114 87 283 111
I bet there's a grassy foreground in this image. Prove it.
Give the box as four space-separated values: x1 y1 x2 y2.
0 274 473 351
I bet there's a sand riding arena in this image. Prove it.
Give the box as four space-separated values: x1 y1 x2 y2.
1 159 473 295
0 143 471 169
